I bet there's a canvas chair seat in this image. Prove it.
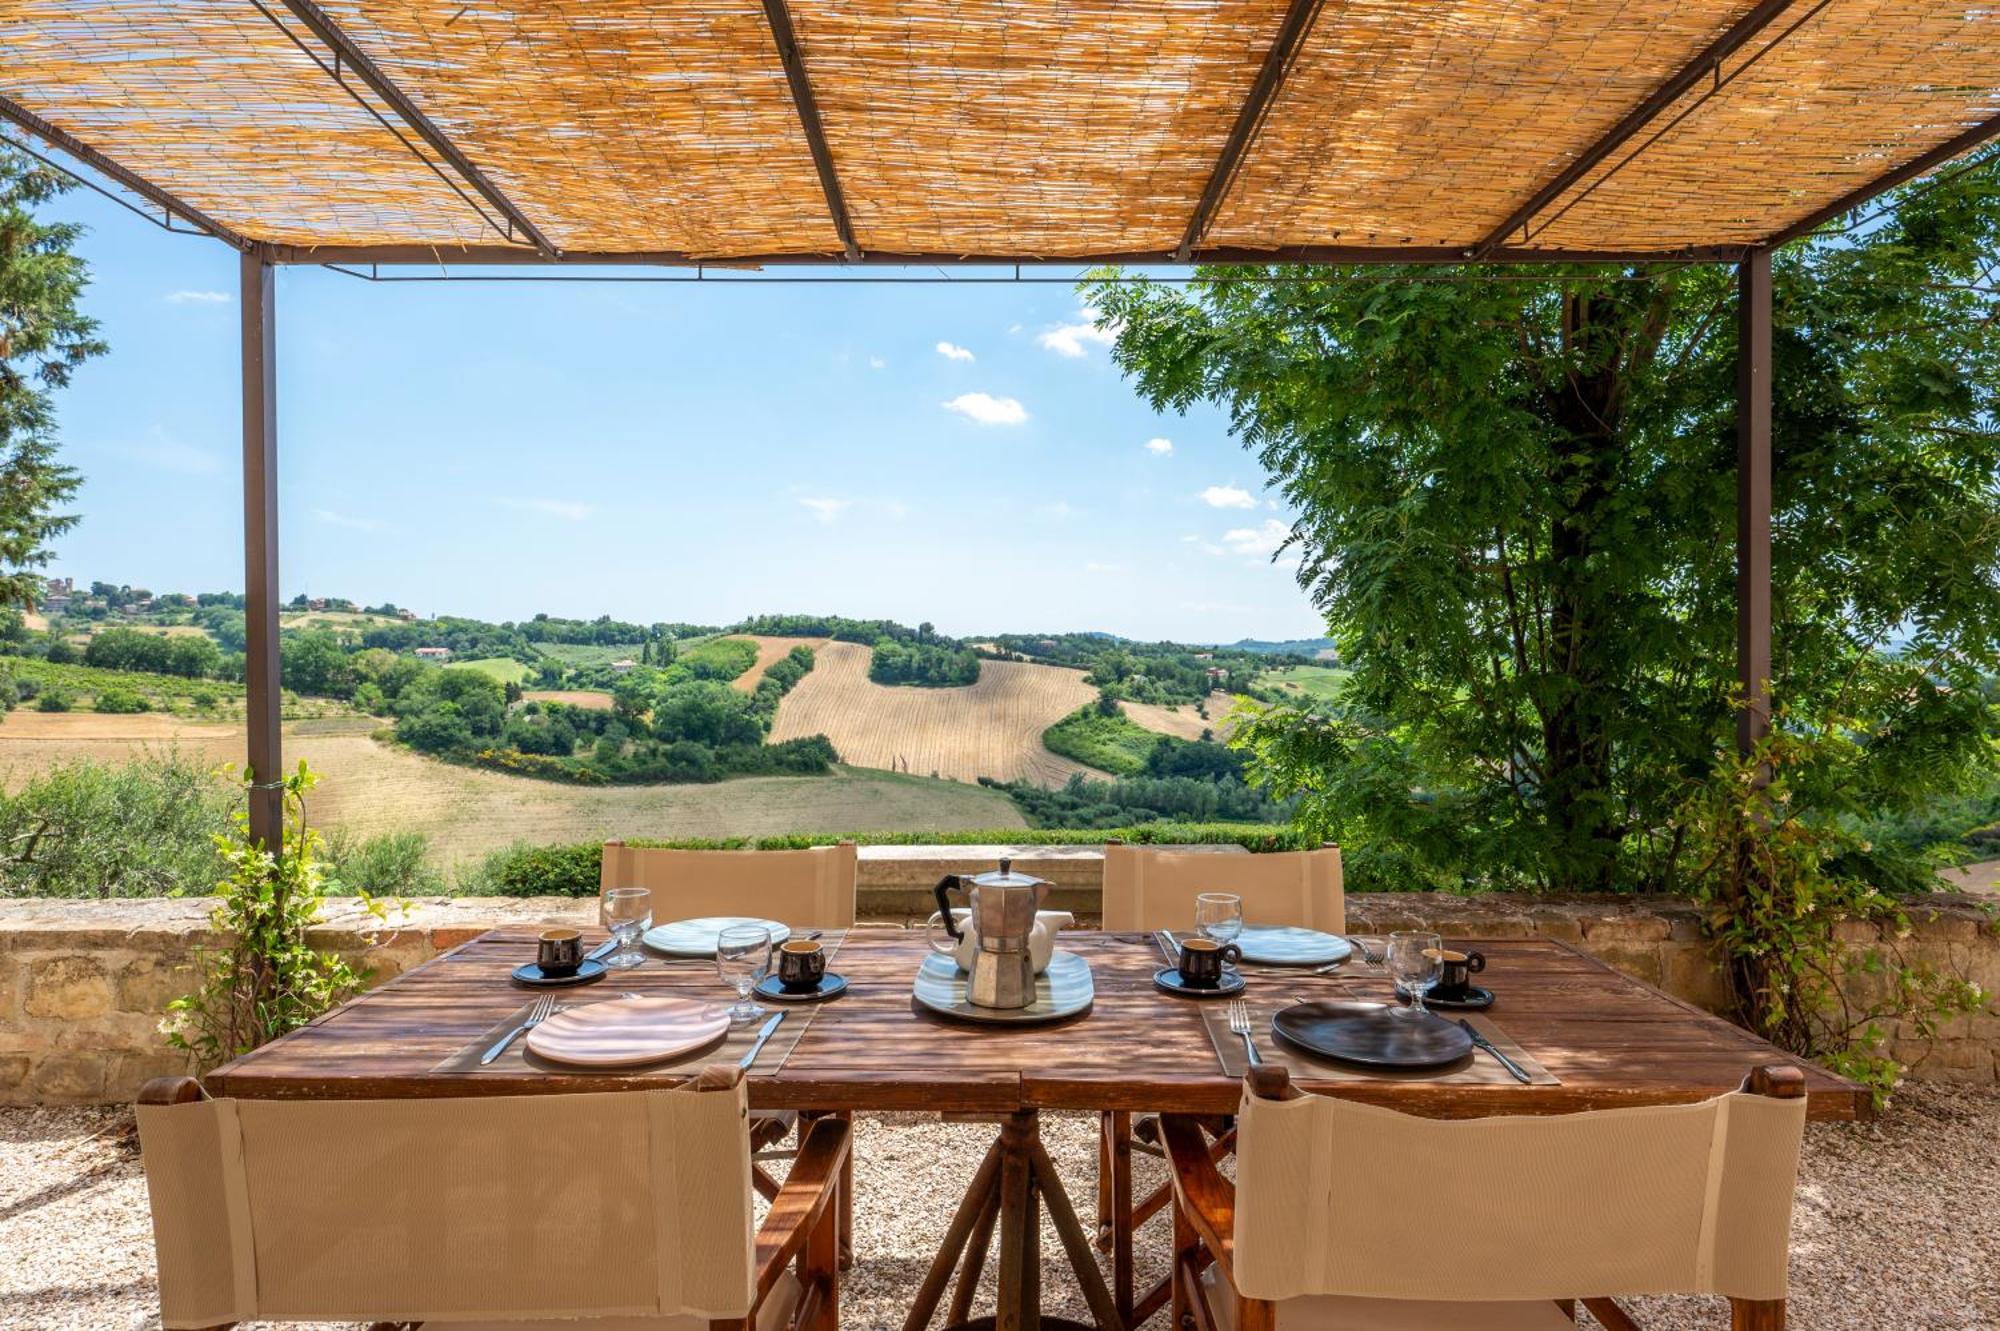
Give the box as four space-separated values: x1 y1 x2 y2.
1199 1266 1572 1331
452 1270 803 1331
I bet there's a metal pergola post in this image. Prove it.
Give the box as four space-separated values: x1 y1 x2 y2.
1736 248 1774 758
241 248 284 853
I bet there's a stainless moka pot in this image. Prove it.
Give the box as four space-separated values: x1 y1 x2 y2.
932 858 1052 1009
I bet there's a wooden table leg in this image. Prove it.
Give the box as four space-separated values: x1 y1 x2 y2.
1109 1110 1132 1323
949 1175 1004 1326
902 1139 1004 1331
1029 1136 1127 1331
996 1113 1034 1331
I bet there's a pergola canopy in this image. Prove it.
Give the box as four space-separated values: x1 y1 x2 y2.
2 0 1996 265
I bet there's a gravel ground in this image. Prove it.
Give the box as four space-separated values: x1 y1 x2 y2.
4 1085 1995 1330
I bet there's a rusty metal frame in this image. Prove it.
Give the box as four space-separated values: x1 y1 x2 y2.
761 0 861 261
0 91 250 250
271 0 559 258
1766 113 2000 246
1736 248 1773 760
240 249 284 852
1475 0 1809 257
1176 0 1326 262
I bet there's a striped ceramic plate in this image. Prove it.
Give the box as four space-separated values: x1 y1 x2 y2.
912 949 1093 1025
1235 926 1352 967
641 916 791 958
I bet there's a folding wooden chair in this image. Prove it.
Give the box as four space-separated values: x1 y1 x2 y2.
1162 1065 1807 1331
600 840 858 1263
1096 841 1345 1323
136 1066 849 1330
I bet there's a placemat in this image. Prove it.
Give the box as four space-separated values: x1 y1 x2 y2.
1155 929 1389 978
432 933 845 1077
1187 952 1560 1087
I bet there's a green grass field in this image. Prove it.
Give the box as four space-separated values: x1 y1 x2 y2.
1259 664 1351 702
532 642 651 667
1041 705 1163 776
455 656 534 685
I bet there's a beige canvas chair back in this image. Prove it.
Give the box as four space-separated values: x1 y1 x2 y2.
138 1075 755 1329
1232 1086 1806 1305
601 840 857 928
1100 844 1344 934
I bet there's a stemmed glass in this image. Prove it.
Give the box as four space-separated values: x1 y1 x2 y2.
600 887 652 970
716 923 773 1022
1386 931 1443 1018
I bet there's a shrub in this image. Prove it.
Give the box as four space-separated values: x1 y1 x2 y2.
35 688 71 713
869 638 979 687
92 687 150 714
325 828 444 896
0 752 234 898
1041 705 1165 776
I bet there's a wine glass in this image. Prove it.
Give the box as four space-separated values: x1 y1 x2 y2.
599 887 652 970
1386 931 1443 1017
716 923 773 1022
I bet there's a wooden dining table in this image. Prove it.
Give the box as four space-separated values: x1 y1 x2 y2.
207 926 1866 1331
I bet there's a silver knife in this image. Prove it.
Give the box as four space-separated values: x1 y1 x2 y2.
1457 1018 1531 1083
739 1012 786 1071
585 938 618 963
1154 929 1180 964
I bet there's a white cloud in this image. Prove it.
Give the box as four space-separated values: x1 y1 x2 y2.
935 341 975 363
1199 484 1257 510
798 497 851 523
868 355 887 370
165 289 229 305
1145 437 1174 456
311 508 383 532
1221 519 1292 559
1037 306 1119 358
498 496 593 522
943 392 1028 426
119 427 219 475
1084 561 1125 574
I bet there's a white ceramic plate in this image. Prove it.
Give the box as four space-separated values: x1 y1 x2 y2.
1235 925 1352 967
642 916 791 958
912 949 1093 1025
525 995 730 1067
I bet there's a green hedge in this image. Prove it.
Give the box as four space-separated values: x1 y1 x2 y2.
461 823 1308 897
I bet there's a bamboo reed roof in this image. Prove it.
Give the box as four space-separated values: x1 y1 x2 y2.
0 0 1996 263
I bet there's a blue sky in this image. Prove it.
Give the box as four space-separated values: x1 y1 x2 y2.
39 186 1325 643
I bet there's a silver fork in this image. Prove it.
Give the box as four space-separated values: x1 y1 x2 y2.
1316 936 1381 973
1227 999 1262 1067
481 994 555 1065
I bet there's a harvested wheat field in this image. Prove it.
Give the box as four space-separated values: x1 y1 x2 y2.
520 689 613 710
1121 690 1243 742
732 634 829 692
769 640 1101 786
0 713 1023 865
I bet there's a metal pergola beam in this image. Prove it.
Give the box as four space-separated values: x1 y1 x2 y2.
1736 248 1773 758
761 0 862 262
261 242 1750 268
1475 0 1806 257
1176 0 1324 262
240 250 284 853
0 92 251 250
1765 112 2000 247
272 0 560 259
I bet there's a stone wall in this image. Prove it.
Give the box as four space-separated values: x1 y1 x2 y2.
2 849 1992 1103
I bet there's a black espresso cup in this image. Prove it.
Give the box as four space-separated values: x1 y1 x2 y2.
537 928 584 977
1433 947 1486 999
777 939 827 993
1176 937 1242 989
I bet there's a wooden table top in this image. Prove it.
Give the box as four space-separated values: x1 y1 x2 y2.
206 928 1867 1120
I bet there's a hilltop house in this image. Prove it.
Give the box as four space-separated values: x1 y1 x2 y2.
611 659 638 673
415 646 452 662
397 608 418 622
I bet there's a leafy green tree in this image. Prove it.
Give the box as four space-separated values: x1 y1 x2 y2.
1089 154 2000 895
0 150 97 612
279 629 355 698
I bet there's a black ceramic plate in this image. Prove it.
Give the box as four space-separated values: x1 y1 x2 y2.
1151 967 1247 999
1271 1000 1474 1069
1421 986 1495 1012
512 958 608 988
755 972 849 1003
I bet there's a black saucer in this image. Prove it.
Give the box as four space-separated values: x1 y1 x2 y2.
1151 967 1247 999
512 958 608 988
1419 986 1494 1011
755 972 849 1003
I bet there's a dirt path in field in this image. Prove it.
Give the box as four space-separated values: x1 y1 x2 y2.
730 635 829 692
768 641 1102 786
